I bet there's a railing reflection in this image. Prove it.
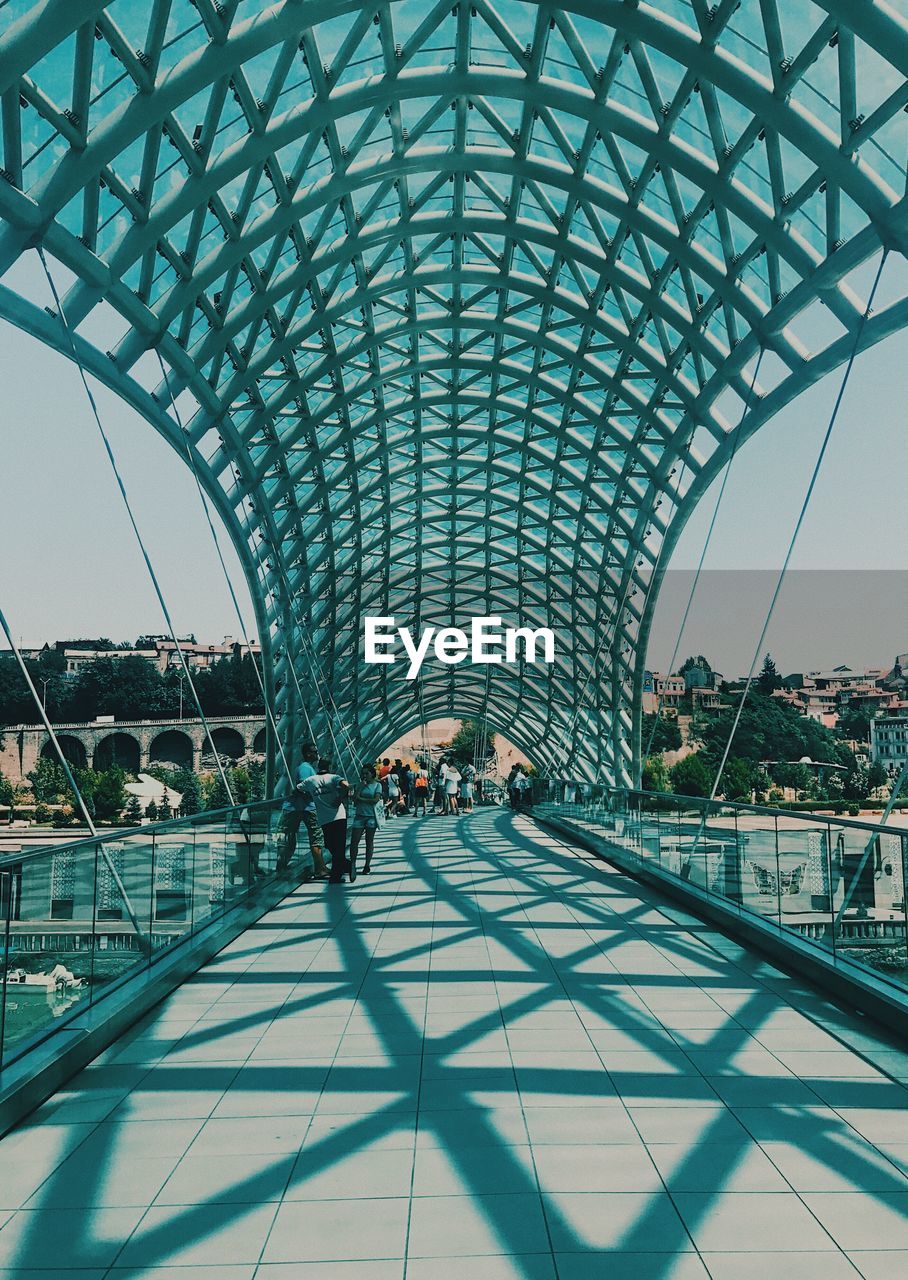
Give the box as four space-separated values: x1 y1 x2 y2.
0 799 289 1069
537 785 908 996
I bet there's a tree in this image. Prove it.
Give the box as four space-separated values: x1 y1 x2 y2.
230 765 251 804
0 769 13 809
721 756 755 801
178 771 202 816
693 689 851 776
67 655 179 722
92 767 127 820
842 766 870 804
448 719 496 766
204 772 230 811
757 653 780 695
194 653 265 716
158 794 173 822
669 753 712 798
247 759 266 802
867 761 889 794
679 655 712 676
837 705 874 743
27 757 70 804
145 799 159 822
123 794 143 826
641 756 671 793
642 713 682 753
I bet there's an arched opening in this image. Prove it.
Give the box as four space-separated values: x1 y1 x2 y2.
149 729 193 770
252 728 267 755
209 726 245 761
93 733 140 774
41 735 86 770
0 4 903 789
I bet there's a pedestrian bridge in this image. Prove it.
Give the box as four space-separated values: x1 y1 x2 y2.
0 802 906 1276
1 0 908 1269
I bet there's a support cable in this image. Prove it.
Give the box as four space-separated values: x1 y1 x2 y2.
36 248 236 806
0 603 147 948
640 347 766 775
705 250 889 806
151 348 294 790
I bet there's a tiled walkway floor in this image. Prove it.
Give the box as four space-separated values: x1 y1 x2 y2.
1 807 907 1278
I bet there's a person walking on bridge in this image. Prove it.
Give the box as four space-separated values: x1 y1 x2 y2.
278 741 327 878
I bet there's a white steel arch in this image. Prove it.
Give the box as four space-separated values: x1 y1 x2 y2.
0 0 905 781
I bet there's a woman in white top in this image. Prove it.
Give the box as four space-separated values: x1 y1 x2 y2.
443 762 461 815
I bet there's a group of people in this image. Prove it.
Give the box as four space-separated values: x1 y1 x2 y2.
377 757 432 817
278 743 384 885
376 756 479 817
506 763 534 810
278 744 534 886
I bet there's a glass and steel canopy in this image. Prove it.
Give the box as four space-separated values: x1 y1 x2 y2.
0 1 905 781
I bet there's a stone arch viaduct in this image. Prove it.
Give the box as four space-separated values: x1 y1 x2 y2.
0 716 266 783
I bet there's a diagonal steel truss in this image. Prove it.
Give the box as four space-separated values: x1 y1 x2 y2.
0 0 905 783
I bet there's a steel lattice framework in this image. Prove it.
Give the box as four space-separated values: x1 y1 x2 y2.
0 0 906 782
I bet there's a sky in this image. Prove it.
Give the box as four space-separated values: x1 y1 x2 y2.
1 250 906 680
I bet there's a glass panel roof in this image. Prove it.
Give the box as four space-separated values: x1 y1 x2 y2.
0 0 905 780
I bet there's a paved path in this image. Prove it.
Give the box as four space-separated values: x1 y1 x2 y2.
1 807 907 1278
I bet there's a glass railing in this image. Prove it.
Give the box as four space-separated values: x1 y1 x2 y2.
0 798 297 1070
537 786 908 998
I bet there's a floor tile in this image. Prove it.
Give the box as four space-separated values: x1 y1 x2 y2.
758 1138 908 1193
155 1151 293 1204
532 1144 662 1192
109 1269 256 1280
116 1202 278 1267
522 1107 640 1146
285 1147 414 1200
799 1192 908 1249
700 1254 861 1280
543 1190 691 1253
412 1145 537 1196
257 1264 403 1279
649 1141 790 1192
554 1255 709 1279
0 1207 145 1268
848 1250 908 1279
262 1197 409 1262
25 1151 179 1208
188 1115 311 1156
672 1192 837 1252
406 1257 556 1280
407 1193 550 1258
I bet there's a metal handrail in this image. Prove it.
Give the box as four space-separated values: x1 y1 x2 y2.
0 797 293 1073
0 799 280 870
603 786 908 840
